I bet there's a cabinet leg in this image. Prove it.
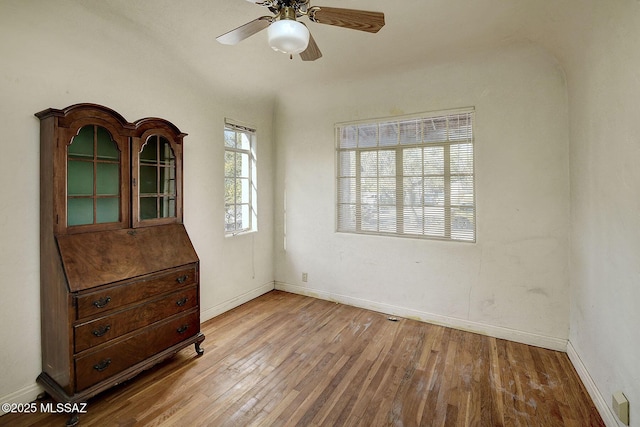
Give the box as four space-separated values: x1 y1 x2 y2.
195 342 204 356
66 412 79 427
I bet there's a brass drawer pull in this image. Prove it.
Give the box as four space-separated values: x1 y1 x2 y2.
93 358 112 372
176 297 189 307
176 275 189 284
92 325 111 337
177 324 189 334
93 296 111 309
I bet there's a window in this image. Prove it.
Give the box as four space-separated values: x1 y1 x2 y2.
336 109 475 242
224 120 257 235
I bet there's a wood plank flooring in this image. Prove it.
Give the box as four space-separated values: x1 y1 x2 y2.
1 291 604 426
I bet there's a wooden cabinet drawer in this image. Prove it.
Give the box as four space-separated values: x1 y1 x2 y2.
74 286 198 353
76 265 197 319
74 309 199 391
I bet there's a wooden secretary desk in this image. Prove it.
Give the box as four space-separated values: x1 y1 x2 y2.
36 104 204 425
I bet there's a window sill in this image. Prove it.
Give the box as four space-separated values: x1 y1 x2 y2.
225 229 257 238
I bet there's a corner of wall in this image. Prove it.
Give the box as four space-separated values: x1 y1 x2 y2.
567 341 619 427
200 281 275 322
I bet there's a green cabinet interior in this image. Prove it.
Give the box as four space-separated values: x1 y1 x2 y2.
67 125 121 226
64 123 182 227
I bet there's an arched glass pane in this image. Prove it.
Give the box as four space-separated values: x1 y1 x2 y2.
96 127 119 160
68 126 94 158
138 135 177 220
159 136 175 164
140 137 158 163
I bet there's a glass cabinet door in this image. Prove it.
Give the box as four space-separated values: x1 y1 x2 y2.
67 125 122 227
135 134 179 225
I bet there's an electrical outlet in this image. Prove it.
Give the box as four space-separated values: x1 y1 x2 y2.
612 391 629 426
302 273 308 282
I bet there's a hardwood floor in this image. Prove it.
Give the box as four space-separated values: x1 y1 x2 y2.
1 291 604 426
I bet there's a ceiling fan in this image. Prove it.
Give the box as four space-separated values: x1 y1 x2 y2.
216 0 385 61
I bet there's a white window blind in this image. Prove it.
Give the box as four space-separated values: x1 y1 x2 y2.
224 119 257 235
336 108 475 242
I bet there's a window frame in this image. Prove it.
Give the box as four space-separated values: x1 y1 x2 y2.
224 119 257 236
335 108 475 242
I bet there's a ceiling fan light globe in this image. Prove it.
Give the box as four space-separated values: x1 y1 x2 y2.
267 19 310 55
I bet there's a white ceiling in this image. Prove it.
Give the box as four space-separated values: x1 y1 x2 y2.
72 0 578 98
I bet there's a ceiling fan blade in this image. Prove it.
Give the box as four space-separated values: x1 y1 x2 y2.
216 16 272 45
300 28 322 61
308 7 385 33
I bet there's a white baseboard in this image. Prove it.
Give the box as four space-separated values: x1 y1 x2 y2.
200 281 275 322
0 383 44 416
275 281 568 352
567 341 619 427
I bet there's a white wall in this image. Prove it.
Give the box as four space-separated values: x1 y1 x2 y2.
562 2 640 425
0 1 275 406
274 44 571 350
